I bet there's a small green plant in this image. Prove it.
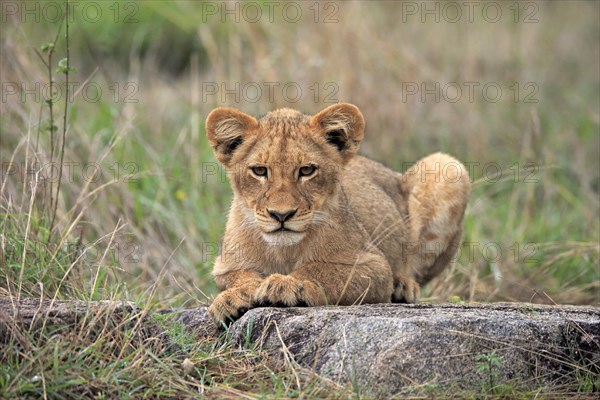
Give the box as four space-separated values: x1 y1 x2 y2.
525 305 541 316
243 317 255 350
33 0 75 242
447 295 465 304
151 313 197 353
475 351 504 394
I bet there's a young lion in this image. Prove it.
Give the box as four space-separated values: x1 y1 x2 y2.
205 103 470 323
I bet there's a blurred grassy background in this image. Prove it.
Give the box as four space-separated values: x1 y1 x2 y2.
2 0 599 308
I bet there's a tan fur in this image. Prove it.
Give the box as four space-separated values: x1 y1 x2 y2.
205 103 471 323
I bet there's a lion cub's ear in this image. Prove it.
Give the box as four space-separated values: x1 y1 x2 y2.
310 103 365 164
205 108 258 167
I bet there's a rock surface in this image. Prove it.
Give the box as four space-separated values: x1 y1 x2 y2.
2 298 598 396
227 303 600 396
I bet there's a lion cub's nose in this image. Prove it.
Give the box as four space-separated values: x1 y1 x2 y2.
268 209 297 223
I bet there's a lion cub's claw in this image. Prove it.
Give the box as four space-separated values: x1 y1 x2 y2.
392 275 420 303
208 288 253 325
254 274 308 307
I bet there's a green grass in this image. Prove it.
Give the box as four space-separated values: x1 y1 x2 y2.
1 0 598 398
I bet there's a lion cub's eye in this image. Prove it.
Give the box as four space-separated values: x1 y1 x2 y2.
251 166 268 177
299 165 317 177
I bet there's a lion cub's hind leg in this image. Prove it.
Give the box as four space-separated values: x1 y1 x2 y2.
399 152 471 292
392 273 420 303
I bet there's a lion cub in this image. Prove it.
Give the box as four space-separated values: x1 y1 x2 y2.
205 103 470 323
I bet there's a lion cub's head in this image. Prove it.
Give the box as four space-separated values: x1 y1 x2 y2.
206 103 365 246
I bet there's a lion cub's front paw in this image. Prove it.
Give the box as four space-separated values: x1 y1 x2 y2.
392 275 420 303
208 287 254 324
254 274 316 307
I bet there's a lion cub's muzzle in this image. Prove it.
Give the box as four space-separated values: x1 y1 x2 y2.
257 208 311 245
265 208 302 233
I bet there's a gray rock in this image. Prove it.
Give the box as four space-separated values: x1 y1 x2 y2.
228 303 600 397
172 306 220 337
